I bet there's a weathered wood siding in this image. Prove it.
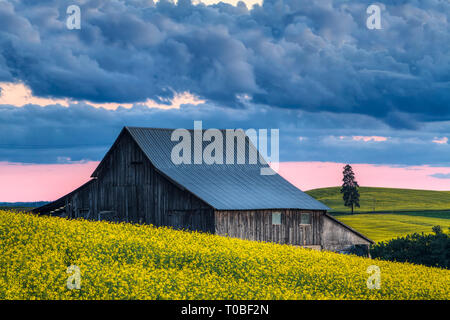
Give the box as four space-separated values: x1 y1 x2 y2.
64 131 214 233
320 214 371 252
214 209 323 246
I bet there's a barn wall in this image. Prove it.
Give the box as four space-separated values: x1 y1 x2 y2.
321 214 371 252
215 210 371 254
65 180 97 220
214 209 322 246
65 131 214 233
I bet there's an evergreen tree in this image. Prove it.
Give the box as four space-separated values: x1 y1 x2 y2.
340 164 360 214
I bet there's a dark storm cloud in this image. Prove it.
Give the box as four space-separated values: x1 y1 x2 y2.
1 102 450 165
0 0 449 124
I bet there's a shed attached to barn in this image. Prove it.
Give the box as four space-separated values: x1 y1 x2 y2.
33 127 373 254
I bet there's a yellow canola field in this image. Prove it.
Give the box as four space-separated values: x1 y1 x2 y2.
0 210 448 300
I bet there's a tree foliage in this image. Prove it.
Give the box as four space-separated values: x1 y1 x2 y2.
340 164 360 213
371 226 450 269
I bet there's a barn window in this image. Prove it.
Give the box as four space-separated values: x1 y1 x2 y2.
272 212 281 225
300 212 311 225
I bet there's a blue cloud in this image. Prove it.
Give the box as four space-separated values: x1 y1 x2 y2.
430 173 450 179
1 102 450 165
0 0 449 126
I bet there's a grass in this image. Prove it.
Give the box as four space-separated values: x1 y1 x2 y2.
306 186 450 242
306 186 450 214
0 210 449 300
334 214 450 242
380 211 450 219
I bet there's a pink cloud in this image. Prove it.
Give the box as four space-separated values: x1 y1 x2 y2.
332 136 388 142
0 82 70 107
0 161 99 202
2 161 450 202
432 137 448 144
0 82 203 110
277 162 450 191
352 136 388 142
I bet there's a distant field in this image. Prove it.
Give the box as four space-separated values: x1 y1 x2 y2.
0 202 47 212
0 207 34 212
334 214 450 242
306 187 450 213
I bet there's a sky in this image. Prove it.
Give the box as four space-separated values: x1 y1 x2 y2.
0 0 450 201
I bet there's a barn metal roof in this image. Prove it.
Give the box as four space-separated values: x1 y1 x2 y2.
122 127 329 211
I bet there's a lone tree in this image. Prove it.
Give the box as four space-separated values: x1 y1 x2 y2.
340 164 360 214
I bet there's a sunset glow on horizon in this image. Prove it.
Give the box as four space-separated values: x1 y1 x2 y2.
1 161 450 202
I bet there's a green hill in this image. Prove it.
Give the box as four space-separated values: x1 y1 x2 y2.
334 214 450 242
306 187 450 214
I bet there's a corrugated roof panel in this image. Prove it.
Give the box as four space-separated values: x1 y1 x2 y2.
126 127 329 211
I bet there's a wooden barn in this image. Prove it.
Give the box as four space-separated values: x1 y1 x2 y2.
33 127 373 254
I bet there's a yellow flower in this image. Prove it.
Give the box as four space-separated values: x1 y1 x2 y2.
0 209 448 300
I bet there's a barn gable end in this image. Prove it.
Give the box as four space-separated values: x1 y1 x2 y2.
35 129 214 232
321 213 372 252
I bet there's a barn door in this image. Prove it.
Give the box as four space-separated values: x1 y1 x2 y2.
300 212 313 245
289 211 313 246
